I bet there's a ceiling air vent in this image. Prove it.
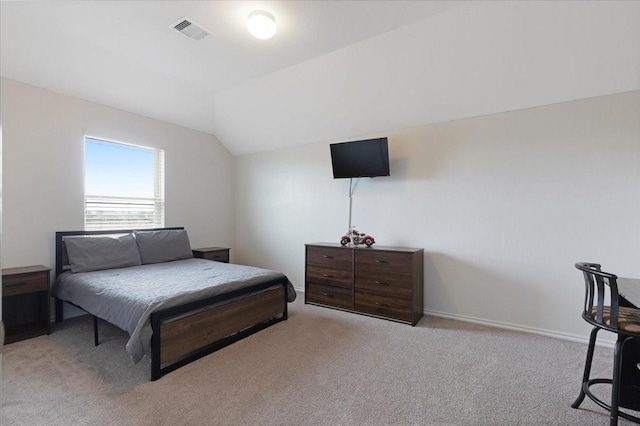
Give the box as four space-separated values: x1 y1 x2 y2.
170 18 212 41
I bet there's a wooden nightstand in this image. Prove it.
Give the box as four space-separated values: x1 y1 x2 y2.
192 247 230 263
2 265 51 343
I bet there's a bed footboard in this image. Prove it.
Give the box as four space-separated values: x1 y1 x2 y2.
150 278 287 381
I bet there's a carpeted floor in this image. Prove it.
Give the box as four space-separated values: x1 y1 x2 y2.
1 298 638 425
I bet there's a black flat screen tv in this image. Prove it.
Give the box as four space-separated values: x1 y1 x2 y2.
330 137 390 179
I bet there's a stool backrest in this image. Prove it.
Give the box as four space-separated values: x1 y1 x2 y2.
575 262 621 329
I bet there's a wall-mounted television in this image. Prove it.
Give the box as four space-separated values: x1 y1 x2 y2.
330 137 390 179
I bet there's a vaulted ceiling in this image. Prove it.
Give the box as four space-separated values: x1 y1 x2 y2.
2 1 639 155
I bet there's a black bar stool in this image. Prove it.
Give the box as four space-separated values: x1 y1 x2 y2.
572 262 640 425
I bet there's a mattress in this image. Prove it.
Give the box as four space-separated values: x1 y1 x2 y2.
53 258 294 363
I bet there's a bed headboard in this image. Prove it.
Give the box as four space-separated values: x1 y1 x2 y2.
55 227 185 278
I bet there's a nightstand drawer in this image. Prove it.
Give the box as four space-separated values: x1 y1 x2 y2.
2 272 48 297
201 251 229 262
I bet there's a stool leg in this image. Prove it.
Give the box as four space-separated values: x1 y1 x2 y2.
572 327 600 408
610 335 627 426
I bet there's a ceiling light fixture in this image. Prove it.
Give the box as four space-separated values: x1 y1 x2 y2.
247 10 276 40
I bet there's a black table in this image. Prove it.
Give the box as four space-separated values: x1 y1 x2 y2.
617 277 640 411
619 277 640 307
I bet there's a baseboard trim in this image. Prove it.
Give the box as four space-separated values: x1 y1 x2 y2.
423 308 616 348
276 287 615 348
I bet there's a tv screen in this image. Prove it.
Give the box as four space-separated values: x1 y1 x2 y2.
330 137 390 179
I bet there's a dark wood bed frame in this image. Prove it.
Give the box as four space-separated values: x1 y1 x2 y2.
54 227 288 381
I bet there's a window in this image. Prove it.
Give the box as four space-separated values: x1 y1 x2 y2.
84 137 165 230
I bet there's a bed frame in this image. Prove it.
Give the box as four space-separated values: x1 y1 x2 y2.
54 227 288 381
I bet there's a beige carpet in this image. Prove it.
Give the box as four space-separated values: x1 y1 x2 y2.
1 298 638 425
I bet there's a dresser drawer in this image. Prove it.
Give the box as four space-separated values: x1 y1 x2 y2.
307 282 353 310
2 272 48 297
354 270 413 299
306 265 352 289
355 291 413 323
355 250 413 275
306 246 352 271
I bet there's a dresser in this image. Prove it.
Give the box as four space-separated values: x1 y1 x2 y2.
305 243 424 325
2 265 51 343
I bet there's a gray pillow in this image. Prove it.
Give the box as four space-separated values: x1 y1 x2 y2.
134 229 193 264
65 234 142 273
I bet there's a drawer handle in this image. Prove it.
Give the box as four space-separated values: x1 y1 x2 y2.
374 302 388 307
5 282 26 288
322 255 334 259
375 281 389 285
322 274 334 278
374 260 388 264
322 292 331 297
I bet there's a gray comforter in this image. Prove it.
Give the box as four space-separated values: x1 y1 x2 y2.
53 258 295 363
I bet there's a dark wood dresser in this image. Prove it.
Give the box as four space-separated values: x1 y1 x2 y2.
305 243 424 325
2 265 51 343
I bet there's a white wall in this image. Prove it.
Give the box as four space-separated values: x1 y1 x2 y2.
0 75 3 397
214 1 640 155
0 78 235 272
234 91 640 342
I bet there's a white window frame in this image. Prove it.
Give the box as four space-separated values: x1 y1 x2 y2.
84 136 165 231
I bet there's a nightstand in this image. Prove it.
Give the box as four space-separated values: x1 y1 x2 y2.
2 265 51 343
192 247 230 263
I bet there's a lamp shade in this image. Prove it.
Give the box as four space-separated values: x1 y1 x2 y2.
247 10 276 40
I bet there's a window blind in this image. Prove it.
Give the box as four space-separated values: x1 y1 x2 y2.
84 137 165 231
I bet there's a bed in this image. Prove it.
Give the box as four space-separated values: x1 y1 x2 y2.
53 227 295 380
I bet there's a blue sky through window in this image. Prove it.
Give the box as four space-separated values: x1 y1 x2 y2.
85 137 156 198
